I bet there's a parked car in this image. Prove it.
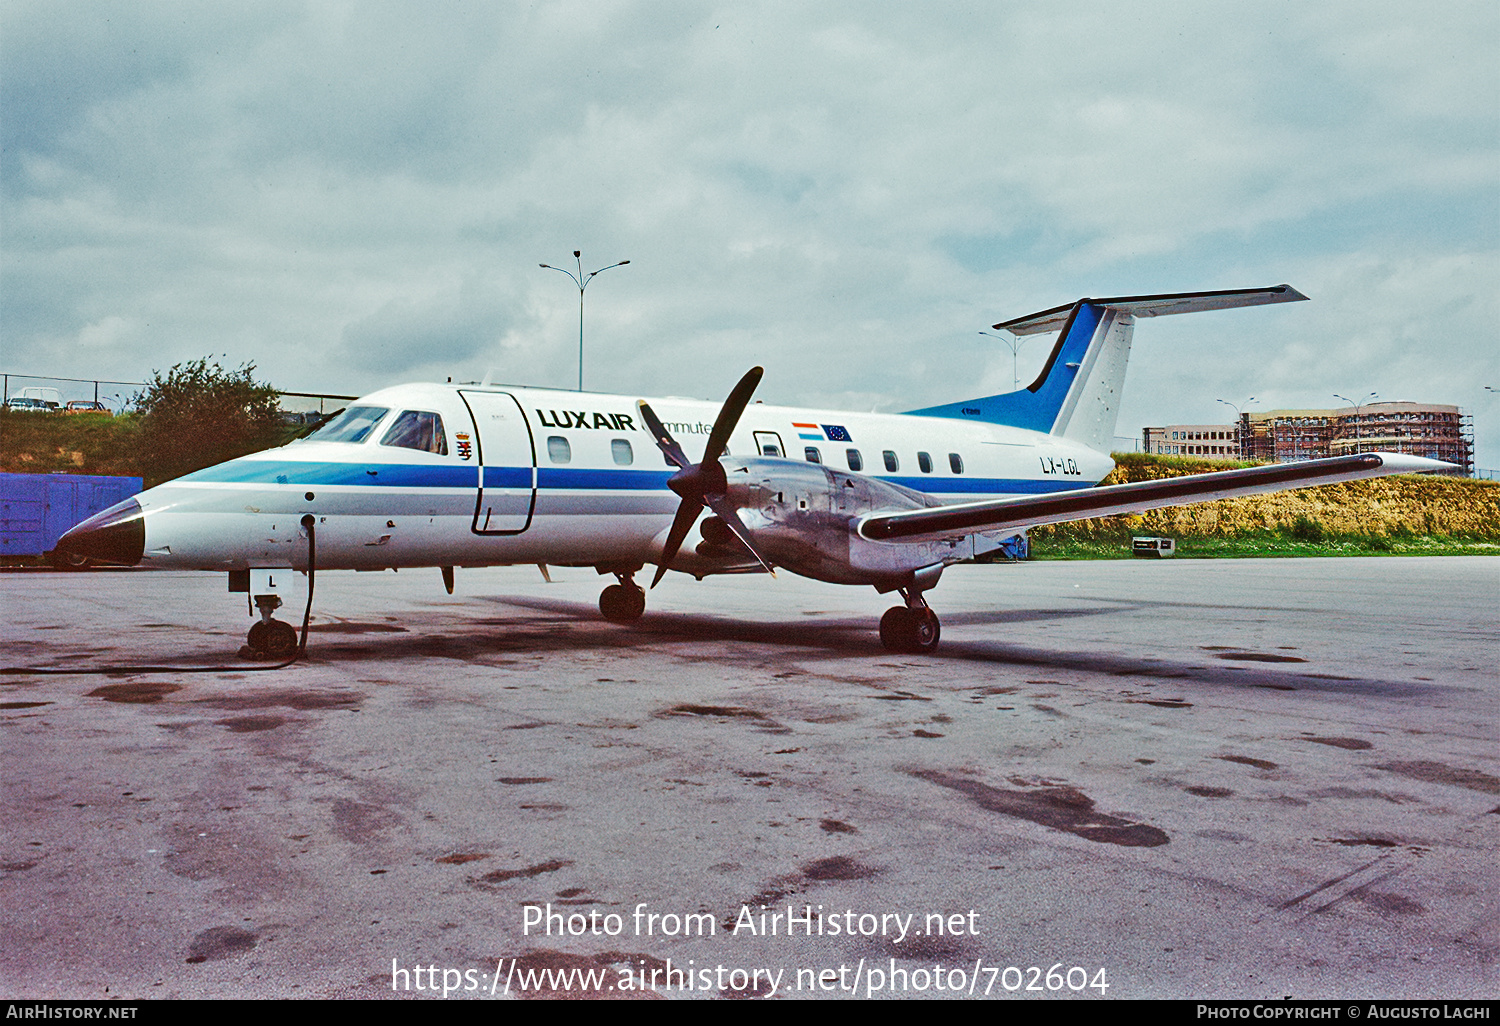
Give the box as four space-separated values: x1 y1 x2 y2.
4 397 53 412
64 400 111 415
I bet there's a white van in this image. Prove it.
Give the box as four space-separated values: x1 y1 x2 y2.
17 387 63 410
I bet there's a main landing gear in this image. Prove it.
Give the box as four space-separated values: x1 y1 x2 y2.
879 590 941 654
245 595 299 658
598 569 646 624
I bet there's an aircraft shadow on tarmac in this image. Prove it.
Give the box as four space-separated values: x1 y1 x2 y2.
296 594 1439 701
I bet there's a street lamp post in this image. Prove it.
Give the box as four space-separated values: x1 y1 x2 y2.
1216 396 1257 459
1333 392 1378 454
979 330 1030 391
539 250 630 392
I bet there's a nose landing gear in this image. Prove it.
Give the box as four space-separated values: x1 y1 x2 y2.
879 589 941 654
245 595 300 658
598 568 647 623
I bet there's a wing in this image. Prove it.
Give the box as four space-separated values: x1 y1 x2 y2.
857 453 1453 542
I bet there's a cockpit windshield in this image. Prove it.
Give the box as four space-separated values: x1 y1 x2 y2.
302 406 389 444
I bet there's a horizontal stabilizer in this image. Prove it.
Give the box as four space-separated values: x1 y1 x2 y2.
858 453 1453 542
995 285 1309 336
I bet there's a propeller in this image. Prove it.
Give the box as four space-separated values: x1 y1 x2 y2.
638 367 775 587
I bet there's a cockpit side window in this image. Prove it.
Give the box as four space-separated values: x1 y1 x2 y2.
305 406 390 444
380 410 448 455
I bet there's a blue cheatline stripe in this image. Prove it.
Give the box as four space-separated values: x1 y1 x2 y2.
180 461 478 488
177 459 1090 498
483 466 533 488
536 468 675 490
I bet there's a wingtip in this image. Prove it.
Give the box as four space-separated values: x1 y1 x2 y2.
1370 452 1459 474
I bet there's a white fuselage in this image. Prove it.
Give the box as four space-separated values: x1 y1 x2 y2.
132 381 1114 578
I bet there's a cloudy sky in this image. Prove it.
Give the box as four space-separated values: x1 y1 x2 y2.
5 2 1497 464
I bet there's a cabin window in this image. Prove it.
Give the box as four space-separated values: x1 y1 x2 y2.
611 439 633 466
917 451 933 474
380 410 448 455
761 443 781 456
846 449 863 471
948 452 964 474
804 447 822 464
306 406 389 444
883 450 899 472
547 436 572 464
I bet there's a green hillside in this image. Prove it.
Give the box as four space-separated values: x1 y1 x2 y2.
1028 453 1499 559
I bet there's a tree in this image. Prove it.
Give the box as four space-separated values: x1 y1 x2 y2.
136 357 289 485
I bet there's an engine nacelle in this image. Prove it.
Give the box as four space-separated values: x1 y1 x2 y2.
718 456 975 588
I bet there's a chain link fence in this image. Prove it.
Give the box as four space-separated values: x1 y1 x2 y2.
2 370 354 422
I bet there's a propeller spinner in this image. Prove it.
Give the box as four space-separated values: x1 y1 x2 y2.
638 367 775 587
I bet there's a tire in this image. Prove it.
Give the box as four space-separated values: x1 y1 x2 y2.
599 584 646 623
879 606 941 654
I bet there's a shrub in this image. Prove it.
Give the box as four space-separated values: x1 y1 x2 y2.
135 358 290 485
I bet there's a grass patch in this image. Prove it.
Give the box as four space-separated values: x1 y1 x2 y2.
0 411 145 477
1 409 303 486
1031 532 1498 560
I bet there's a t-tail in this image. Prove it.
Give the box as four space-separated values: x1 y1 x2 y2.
905 285 1309 451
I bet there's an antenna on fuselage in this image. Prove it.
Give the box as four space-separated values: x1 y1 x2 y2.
480 369 496 388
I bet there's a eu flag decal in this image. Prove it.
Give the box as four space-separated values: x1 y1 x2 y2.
821 424 853 442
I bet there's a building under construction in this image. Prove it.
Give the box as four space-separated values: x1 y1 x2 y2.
1143 402 1473 475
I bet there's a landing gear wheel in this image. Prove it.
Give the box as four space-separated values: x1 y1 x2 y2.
879 606 941 654
247 619 299 657
599 583 646 623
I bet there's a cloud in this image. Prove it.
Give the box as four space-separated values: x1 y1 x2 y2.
4 1 1496 462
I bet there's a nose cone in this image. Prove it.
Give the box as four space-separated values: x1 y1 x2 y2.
55 498 145 566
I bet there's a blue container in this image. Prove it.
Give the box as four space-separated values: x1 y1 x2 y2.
0 472 143 563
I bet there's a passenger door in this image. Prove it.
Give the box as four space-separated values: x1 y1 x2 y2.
458 391 536 535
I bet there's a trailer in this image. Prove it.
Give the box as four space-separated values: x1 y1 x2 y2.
1131 536 1177 558
0 472 143 567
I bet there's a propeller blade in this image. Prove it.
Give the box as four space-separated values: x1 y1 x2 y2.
636 400 691 470
702 366 763 465
642 367 769 588
704 496 775 577
651 498 703 588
